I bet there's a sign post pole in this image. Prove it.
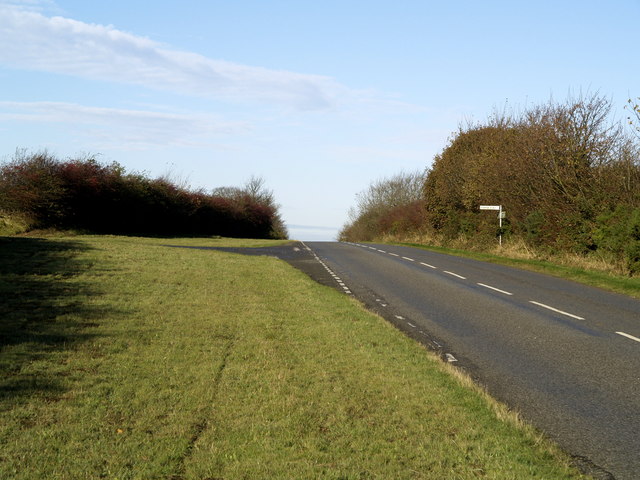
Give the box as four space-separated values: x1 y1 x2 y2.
479 205 504 246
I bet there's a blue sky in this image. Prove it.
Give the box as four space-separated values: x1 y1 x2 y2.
1 0 638 240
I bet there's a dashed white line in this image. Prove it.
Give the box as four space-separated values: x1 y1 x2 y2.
377 249 386 253
395 315 404 320
407 322 416 328
302 241 352 295
389 253 400 257
420 262 437 269
402 256 415 262
616 331 640 343
529 301 584 320
444 271 466 280
477 283 513 296
445 353 458 363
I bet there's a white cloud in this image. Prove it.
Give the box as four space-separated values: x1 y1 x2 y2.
0 4 351 110
0 0 59 13
0 101 250 148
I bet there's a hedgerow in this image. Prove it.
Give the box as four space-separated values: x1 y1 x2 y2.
340 94 640 275
0 151 287 239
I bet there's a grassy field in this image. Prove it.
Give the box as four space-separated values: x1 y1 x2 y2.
0 234 588 479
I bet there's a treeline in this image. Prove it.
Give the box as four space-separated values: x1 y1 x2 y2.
0 151 288 239
340 94 640 275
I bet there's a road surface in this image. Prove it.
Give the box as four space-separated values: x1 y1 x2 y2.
301 241 639 480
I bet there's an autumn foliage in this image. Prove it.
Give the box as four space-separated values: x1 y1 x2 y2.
341 95 640 275
0 152 288 239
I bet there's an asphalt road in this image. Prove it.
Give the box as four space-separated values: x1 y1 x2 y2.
301 241 640 480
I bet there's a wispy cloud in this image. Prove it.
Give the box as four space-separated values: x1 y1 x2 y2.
0 0 59 13
0 101 250 148
0 4 352 110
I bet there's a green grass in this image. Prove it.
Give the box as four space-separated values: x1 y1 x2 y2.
0 234 587 479
391 241 640 299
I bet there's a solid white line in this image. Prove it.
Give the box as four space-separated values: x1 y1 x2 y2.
529 301 585 320
389 253 400 257
616 331 640 343
477 283 513 295
420 262 437 269
444 271 466 280
402 256 415 262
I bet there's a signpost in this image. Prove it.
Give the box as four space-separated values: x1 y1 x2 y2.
479 205 505 246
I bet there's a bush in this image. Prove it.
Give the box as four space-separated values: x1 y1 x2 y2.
0 152 287 239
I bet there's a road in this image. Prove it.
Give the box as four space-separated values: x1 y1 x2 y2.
301 241 640 480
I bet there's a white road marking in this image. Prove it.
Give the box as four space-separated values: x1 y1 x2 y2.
395 315 404 320
420 262 437 269
444 271 466 280
616 331 640 343
368 246 377 250
477 283 513 295
407 322 416 328
389 253 400 257
529 301 584 320
445 353 458 363
402 256 415 262
302 241 352 295
377 249 386 253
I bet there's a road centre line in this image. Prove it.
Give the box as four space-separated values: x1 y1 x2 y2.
616 331 640 343
477 283 513 295
529 301 585 320
377 249 386 253
420 262 437 269
402 256 415 262
389 253 400 257
444 271 467 280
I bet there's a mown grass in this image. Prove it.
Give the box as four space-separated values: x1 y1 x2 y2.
0 234 587 479
391 241 640 299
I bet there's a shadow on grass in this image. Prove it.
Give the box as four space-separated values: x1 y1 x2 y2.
0 237 111 404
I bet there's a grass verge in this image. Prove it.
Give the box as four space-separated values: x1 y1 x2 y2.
0 234 587 479
391 241 640 299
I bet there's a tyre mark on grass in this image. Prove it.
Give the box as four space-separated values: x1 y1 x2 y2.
170 335 236 480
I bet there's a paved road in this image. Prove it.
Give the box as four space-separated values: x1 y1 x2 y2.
302 241 640 480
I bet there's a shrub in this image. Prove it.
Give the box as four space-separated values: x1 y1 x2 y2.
0 152 287 239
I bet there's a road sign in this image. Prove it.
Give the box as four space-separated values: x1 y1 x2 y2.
479 205 504 246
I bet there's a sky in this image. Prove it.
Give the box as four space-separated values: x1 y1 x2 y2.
0 0 638 240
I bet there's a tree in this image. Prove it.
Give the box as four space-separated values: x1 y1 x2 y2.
627 97 640 139
339 171 426 241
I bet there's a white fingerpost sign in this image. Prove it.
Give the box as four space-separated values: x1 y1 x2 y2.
479 205 505 246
